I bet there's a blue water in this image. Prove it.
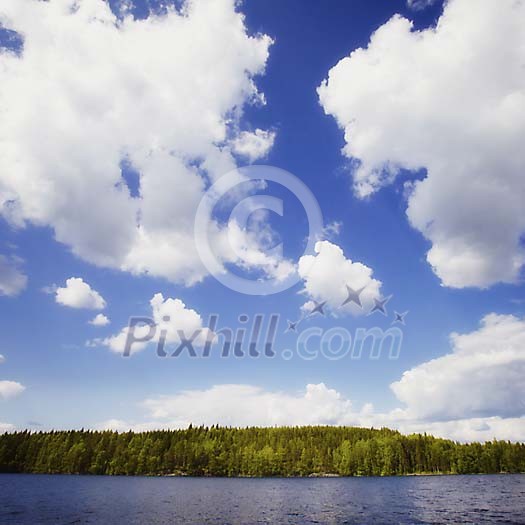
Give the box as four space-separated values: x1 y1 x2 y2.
1 474 524 524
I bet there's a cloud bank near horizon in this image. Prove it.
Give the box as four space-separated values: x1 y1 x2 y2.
94 312 525 442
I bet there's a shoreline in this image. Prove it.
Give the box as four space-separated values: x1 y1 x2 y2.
1 471 523 479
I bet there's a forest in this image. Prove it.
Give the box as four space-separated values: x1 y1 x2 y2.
1 426 524 477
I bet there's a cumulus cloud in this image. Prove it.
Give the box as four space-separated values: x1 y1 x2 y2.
142 383 354 427
0 254 27 297
94 418 162 433
55 277 106 310
96 380 525 442
99 292 209 355
318 0 525 288
298 240 382 315
391 313 525 420
232 129 276 162
89 313 110 326
0 357 23 404
0 0 278 286
0 380 25 400
96 383 361 431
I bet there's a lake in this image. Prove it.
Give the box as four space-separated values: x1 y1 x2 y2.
1 474 524 524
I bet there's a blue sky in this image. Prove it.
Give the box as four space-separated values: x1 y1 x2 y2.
0 0 524 441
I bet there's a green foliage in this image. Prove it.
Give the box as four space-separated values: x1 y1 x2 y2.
0 426 523 477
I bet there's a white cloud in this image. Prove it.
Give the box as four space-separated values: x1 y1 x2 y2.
350 406 525 443
89 313 110 326
0 0 277 286
95 383 360 431
0 380 25 400
55 277 106 310
142 383 354 427
100 292 210 355
224 219 296 284
393 416 525 443
298 240 382 315
0 352 24 405
232 129 276 162
94 418 162 433
0 254 27 297
0 422 15 433
318 0 525 288
96 381 525 442
391 313 525 420
320 221 342 241
41 284 57 295
406 0 439 10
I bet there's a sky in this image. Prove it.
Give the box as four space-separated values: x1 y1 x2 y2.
0 0 524 442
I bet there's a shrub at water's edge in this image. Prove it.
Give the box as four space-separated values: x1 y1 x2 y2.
1 426 524 477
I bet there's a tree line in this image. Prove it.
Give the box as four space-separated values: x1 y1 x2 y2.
1 426 524 477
